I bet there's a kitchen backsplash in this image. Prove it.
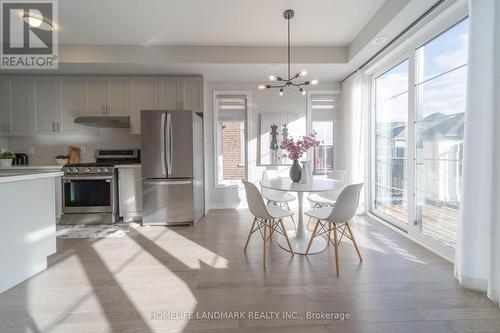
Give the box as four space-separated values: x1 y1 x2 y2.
5 128 141 165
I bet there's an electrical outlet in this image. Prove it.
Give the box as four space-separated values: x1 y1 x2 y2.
80 146 86 154
28 146 35 154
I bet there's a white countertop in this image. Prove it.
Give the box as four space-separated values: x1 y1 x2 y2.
115 164 141 169
0 171 64 184
0 165 63 170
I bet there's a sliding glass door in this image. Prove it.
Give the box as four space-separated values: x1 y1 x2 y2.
372 60 409 228
370 17 469 255
414 19 468 249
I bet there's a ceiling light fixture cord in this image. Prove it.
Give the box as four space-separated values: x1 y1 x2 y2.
287 14 291 81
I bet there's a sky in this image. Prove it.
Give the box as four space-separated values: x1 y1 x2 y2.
374 18 469 126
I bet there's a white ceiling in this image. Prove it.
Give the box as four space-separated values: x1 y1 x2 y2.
59 0 386 46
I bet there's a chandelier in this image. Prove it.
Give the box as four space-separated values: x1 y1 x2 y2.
259 9 319 96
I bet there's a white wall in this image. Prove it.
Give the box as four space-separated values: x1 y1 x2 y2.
204 81 341 209
6 129 140 165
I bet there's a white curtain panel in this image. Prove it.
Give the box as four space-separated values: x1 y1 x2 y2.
341 71 368 213
455 0 500 305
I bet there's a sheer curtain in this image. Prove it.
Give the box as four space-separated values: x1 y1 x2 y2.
455 0 500 305
341 71 368 213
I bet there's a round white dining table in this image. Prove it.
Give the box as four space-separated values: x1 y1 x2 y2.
260 177 344 254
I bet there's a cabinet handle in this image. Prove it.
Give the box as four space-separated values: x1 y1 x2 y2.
107 105 110 115
101 105 105 115
52 121 55 132
57 122 61 132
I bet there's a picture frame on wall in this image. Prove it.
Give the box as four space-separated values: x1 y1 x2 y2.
259 112 305 166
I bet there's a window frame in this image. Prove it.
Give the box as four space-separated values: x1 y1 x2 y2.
366 8 469 261
213 91 251 188
306 90 342 174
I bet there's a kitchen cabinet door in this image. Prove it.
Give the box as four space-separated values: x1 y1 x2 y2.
60 77 83 132
158 78 180 110
33 77 57 133
180 77 203 112
106 78 130 116
129 78 157 134
9 77 32 133
118 167 143 221
0 78 10 134
84 78 106 116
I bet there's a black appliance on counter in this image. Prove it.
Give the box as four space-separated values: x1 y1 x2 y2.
13 153 28 165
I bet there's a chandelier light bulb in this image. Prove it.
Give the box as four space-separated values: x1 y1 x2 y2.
269 75 277 81
300 88 306 95
300 70 308 76
258 85 266 90
279 89 284 96
310 79 319 85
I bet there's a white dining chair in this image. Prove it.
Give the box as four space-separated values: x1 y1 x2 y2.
307 170 346 229
304 183 364 276
243 180 294 267
261 170 296 229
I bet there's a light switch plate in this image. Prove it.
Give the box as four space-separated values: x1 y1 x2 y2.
28 146 35 154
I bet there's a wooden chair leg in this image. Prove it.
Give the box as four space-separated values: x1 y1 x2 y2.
332 223 340 276
244 217 257 252
263 219 267 268
346 222 363 262
306 219 321 255
279 219 294 256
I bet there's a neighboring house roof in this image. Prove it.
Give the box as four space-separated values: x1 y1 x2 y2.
384 112 465 142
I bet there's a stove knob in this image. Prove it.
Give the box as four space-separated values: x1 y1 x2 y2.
72 168 79 173
102 167 109 173
85 168 91 173
96 168 102 173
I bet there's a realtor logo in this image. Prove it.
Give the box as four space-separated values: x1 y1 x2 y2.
0 0 58 69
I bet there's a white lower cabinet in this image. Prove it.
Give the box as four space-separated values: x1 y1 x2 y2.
117 166 143 221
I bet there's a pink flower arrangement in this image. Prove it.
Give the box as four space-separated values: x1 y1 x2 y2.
280 133 321 160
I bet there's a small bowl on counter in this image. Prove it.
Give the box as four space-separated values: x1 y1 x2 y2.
55 158 68 166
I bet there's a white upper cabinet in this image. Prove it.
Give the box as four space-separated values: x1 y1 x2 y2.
84 78 107 116
180 77 203 113
158 78 180 110
59 77 83 132
106 78 130 116
0 78 10 135
33 77 57 133
0 75 202 136
9 77 32 134
129 78 157 135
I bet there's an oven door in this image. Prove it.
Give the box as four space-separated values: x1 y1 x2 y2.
62 175 115 214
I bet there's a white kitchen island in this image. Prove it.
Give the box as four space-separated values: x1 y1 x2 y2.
0 171 63 294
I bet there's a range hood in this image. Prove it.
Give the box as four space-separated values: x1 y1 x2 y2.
74 116 130 128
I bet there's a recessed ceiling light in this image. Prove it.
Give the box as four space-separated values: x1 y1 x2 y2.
270 64 279 70
372 36 388 45
22 13 55 31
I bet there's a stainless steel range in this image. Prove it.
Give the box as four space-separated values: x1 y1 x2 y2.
60 149 140 225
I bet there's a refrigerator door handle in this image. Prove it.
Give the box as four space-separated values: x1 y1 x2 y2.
160 112 166 176
144 180 192 186
166 112 173 176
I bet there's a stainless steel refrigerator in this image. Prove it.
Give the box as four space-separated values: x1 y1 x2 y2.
141 110 204 225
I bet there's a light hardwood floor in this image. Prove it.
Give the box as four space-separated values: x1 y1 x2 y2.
0 210 499 333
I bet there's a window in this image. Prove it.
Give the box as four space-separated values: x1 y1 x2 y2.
215 93 248 186
414 18 468 249
309 93 340 175
372 60 409 225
